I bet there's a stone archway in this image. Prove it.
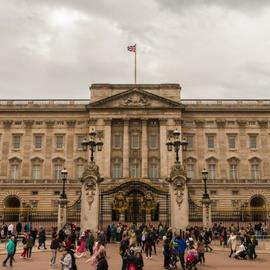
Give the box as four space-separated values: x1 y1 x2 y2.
3 195 21 222
250 196 266 222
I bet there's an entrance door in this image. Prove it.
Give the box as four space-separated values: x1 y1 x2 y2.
4 196 21 222
250 196 266 222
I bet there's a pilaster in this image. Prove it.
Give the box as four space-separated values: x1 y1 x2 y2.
141 119 148 178
123 120 129 178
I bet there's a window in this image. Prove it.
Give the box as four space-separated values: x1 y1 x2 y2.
249 135 257 149
208 164 216 180
231 200 241 208
31 191 39 196
54 191 60 196
250 158 260 180
148 159 159 179
10 164 19 179
76 164 85 178
207 135 215 149
131 159 140 178
186 164 194 179
186 136 193 150
34 135 42 149
55 135 64 149
228 135 236 149
30 200 38 208
131 134 140 149
149 134 158 149
232 190 239 195
210 190 217 195
77 135 85 150
32 164 41 179
112 158 122 178
112 134 122 149
229 158 238 180
12 135 21 149
211 200 218 209
53 159 64 180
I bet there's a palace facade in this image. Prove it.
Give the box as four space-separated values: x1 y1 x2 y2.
0 84 269 226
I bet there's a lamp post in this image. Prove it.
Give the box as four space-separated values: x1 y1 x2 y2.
201 168 212 229
57 168 68 230
202 168 209 199
82 129 104 162
166 129 188 162
60 168 68 199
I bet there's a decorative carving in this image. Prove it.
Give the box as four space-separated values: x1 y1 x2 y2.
3 120 13 128
112 191 128 212
166 162 187 207
88 119 97 126
216 120 226 128
195 120 205 128
24 120 34 128
45 120 55 127
121 93 151 107
258 120 268 128
237 120 247 127
84 179 96 210
81 161 103 184
141 192 156 212
66 120 76 127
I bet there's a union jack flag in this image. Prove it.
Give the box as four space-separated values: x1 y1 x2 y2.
127 44 136 52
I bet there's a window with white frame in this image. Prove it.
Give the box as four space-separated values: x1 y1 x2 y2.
250 158 260 180
10 164 19 179
12 135 21 149
112 134 122 149
131 134 140 149
208 163 216 180
148 134 158 149
34 135 42 149
148 158 159 179
32 163 41 180
53 160 64 180
186 135 193 150
112 158 122 178
76 164 85 178
55 135 64 149
249 135 257 149
207 135 215 149
185 158 196 179
77 135 85 150
131 159 140 178
228 134 236 149
229 158 238 180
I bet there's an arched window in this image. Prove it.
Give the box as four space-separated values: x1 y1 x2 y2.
184 157 196 179
31 157 43 180
148 157 159 179
228 157 239 180
52 157 65 180
249 157 261 180
112 158 122 179
9 157 22 180
206 157 217 180
74 158 87 179
130 159 141 178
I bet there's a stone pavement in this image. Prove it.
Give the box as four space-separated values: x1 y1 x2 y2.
0 242 269 270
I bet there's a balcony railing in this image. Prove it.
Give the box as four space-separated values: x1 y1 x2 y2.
181 99 270 105
0 99 89 106
189 178 270 184
0 179 80 184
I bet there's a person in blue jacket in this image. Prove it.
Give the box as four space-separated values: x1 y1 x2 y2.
2 236 15 267
173 235 187 270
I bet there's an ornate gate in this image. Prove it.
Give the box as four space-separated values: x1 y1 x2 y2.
100 180 169 229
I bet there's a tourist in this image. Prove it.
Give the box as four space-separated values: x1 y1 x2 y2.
86 230 95 256
144 230 152 259
228 232 237 258
106 225 111 243
16 222 22 235
20 232 28 259
2 236 15 267
61 248 72 270
7 223 13 236
185 241 198 270
96 253 109 270
76 231 87 256
38 227 47 249
50 235 60 265
162 235 170 270
174 234 187 270
26 233 34 259
122 248 138 270
196 235 205 264
136 250 144 270
85 240 106 267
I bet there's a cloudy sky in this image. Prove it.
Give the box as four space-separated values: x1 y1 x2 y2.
1 0 270 99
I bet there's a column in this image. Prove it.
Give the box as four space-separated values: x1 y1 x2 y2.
103 119 112 178
123 120 129 178
141 120 148 178
159 120 168 178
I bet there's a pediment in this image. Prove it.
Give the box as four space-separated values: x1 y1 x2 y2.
88 88 182 109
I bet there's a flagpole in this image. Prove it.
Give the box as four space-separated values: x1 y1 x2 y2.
135 44 137 84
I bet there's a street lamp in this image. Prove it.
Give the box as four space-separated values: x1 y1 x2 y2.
166 129 188 162
60 168 68 199
82 129 104 162
202 168 209 199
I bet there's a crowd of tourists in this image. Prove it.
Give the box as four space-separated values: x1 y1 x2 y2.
0 221 267 269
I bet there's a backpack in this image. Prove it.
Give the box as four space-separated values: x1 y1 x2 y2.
127 262 137 270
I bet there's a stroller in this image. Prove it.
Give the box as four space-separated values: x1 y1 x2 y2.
186 249 198 270
234 244 248 260
169 248 178 269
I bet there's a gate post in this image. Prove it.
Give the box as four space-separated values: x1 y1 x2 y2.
166 162 189 231
57 198 68 231
80 161 103 232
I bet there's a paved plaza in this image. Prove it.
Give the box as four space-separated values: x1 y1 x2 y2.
0 243 269 270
